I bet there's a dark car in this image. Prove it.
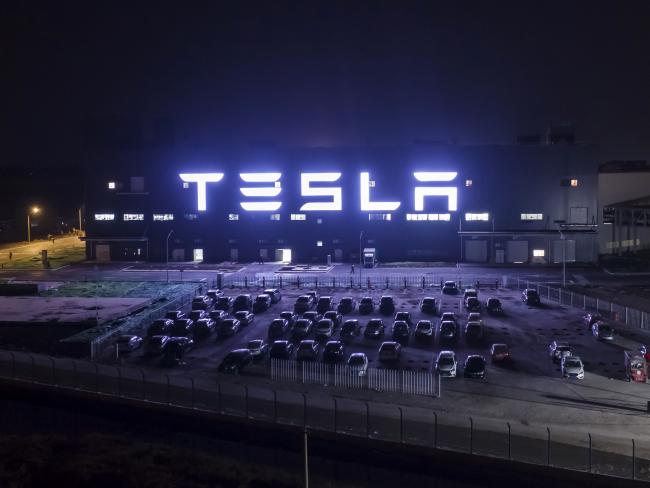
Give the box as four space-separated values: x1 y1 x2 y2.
233 294 253 312
253 294 272 313
464 321 484 342
486 298 503 315
464 355 487 379
340 319 361 340
208 309 227 324
337 297 357 314
394 311 412 326
116 335 143 353
270 340 294 359
218 318 241 337
263 288 282 304
379 296 396 315
191 295 211 311
490 343 510 363
316 296 333 314
465 296 481 312
145 335 170 356
323 341 346 363
378 341 401 362
414 320 434 343
194 318 216 338
420 297 437 315
315 319 334 340
592 322 615 341
305 291 319 304
206 289 223 302
148 318 173 336
442 281 459 295
302 311 322 324
165 310 186 321
296 340 320 361
294 295 315 314
392 321 410 342
161 337 194 366
522 288 541 305
247 339 269 359
188 309 207 322
218 349 252 374
439 320 458 343
323 311 342 328
291 319 313 340
364 318 385 339
214 296 233 311
170 318 195 337
358 297 374 314
234 310 255 326
279 311 299 328
268 318 289 340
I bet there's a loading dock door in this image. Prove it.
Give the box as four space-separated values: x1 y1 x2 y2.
506 240 529 263
464 240 488 263
553 239 576 263
95 244 110 262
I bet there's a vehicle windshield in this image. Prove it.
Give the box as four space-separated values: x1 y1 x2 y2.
380 297 392 303
565 359 581 368
423 299 435 305
297 296 309 303
341 298 352 304
438 357 454 366
295 321 309 330
557 345 570 351
493 345 507 354
488 299 500 306
317 322 331 330
466 357 484 368
280 313 293 319
416 323 431 331
247 341 261 348
441 323 455 333
442 314 455 320
349 356 365 365
360 298 372 303
600 326 612 334
381 344 397 352
527 290 539 296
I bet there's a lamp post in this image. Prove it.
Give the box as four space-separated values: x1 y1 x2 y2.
559 230 566 288
27 206 40 243
359 230 364 287
166 229 174 283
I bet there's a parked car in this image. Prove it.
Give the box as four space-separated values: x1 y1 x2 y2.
364 318 385 339
486 298 503 315
191 296 211 311
347 353 369 376
263 288 282 303
208 309 227 324
234 310 255 326
463 288 478 300
340 319 361 340
561 355 585 379
297 340 320 361
206 289 223 302
218 318 241 337
233 294 253 312
464 321 484 342
323 341 346 363
548 341 571 363
253 294 272 313
467 312 482 324
279 311 299 328
420 297 437 315
270 340 294 359
302 311 322 324
435 350 457 377
214 296 233 311
170 318 195 338
116 335 143 353
337 297 357 314
165 310 185 321
148 318 173 336
379 296 396 315
522 288 541 305
323 311 342 328
316 296 333 314
490 343 511 363
378 341 401 362
464 296 481 312
592 322 615 341
247 339 269 359
315 319 334 340
391 321 410 342
188 309 207 322
439 321 458 343
442 281 459 295
268 318 289 340
294 295 315 314
161 337 194 366
218 349 252 374
583 313 603 329
291 319 313 340
145 335 170 356
464 355 487 379
305 291 319 304
440 312 457 324
194 318 216 338
414 320 434 343
358 297 374 314
394 311 412 326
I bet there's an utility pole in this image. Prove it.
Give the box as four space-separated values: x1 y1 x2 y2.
166 229 174 283
303 429 309 488
560 230 566 287
359 230 364 287
78 208 83 232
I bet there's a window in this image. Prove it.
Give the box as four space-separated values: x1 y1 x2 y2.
228 214 239 221
570 179 579 187
184 213 198 220
291 214 306 221
465 179 473 187
123 213 144 221
316 241 323 247
521 213 543 221
406 213 450 221
182 182 189 189
270 214 281 221
533 249 545 257
316 218 323 224
153 213 174 221
107 181 116 190
369 180 376 188
94 214 115 221
368 213 392 221
465 212 489 221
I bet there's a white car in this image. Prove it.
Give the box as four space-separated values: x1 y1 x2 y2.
435 350 457 377
561 355 584 379
347 352 369 376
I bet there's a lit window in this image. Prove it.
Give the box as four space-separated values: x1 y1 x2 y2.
107 182 116 189
317 218 323 224
570 179 579 187
184 214 198 220
316 241 323 247
465 213 489 221
153 213 174 221
465 179 473 187
228 214 239 221
533 249 545 257
368 213 392 221
521 213 544 221
123 214 144 221
406 213 450 221
291 214 306 221
270 214 281 221
369 180 376 188
182 182 189 189
94 214 115 221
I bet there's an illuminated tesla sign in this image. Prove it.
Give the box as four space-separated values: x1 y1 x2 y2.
179 171 458 213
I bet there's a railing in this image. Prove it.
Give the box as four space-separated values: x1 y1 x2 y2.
0 350 646 481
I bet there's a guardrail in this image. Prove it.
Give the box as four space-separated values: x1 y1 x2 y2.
0 350 646 482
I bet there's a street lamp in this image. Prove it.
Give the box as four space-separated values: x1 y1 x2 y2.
166 229 174 283
359 230 364 287
27 206 40 243
559 230 566 288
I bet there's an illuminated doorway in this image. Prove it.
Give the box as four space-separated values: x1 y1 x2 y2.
275 248 292 263
193 248 204 262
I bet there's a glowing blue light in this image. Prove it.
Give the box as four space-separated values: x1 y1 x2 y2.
179 173 224 211
413 171 458 211
300 172 342 211
360 172 401 211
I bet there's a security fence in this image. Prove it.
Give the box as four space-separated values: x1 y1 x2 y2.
0 350 647 482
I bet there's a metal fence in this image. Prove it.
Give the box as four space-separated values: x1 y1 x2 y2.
270 359 438 396
0 349 646 482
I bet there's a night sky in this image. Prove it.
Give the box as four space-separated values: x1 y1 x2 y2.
3 1 650 171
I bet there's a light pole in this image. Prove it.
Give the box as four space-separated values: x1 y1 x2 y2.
166 229 174 283
559 230 566 287
27 206 40 243
78 207 83 232
359 230 364 287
